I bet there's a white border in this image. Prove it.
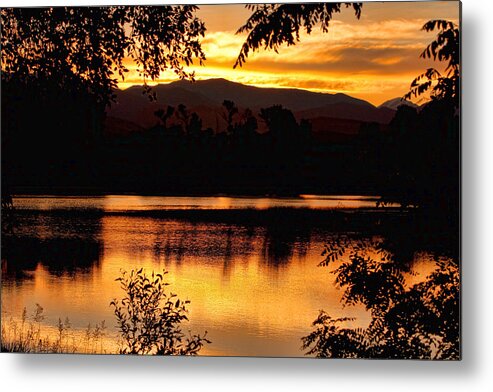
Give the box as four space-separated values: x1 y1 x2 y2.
1 1 492 391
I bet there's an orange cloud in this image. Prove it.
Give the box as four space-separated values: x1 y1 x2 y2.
117 2 460 106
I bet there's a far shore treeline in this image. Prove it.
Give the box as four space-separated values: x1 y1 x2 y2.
1 6 459 223
0 5 459 228
2 80 458 216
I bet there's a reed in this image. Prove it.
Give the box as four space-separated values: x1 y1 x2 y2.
1 304 108 354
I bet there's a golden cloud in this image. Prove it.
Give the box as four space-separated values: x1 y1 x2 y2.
117 3 460 106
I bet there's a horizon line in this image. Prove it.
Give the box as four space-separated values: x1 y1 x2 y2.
117 77 416 108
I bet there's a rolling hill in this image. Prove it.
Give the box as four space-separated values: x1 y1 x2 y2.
105 78 405 138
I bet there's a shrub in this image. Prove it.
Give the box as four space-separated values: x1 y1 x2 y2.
110 268 210 355
302 239 460 359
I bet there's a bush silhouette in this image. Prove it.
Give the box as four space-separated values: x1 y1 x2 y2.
110 268 210 355
302 239 459 359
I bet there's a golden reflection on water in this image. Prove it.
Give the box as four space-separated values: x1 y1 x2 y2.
100 215 372 356
12 194 395 211
2 196 430 356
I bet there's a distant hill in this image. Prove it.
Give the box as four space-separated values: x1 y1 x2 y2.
105 78 401 137
108 86 218 129
166 78 372 111
378 97 419 111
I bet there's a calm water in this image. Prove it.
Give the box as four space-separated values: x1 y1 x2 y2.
11 194 391 211
2 195 431 356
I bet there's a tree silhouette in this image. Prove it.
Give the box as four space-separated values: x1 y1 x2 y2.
1 6 206 107
404 20 460 108
303 239 459 359
154 106 176 129
234 3 362 68
376 20 460 213
1 6 207 201
222 100 239 135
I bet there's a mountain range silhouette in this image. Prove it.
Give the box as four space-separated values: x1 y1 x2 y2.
105 78 417 137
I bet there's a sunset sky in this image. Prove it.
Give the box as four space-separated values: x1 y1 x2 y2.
119 1 460 106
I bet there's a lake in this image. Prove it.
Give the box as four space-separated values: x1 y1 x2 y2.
1 195 436 356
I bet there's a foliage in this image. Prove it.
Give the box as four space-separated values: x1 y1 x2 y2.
110 268 210 355
1 304 107 353
379 100 459 213
234 3 362 68
404 20 460 108
122 102 310 194
83 321 108 354
0 6 206 106
302 239 460 359
378 20 460 212
1 6 207 197
222 100 239 134
1 304 45 353
2 268 210 356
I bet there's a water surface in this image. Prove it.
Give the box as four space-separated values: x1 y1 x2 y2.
2 195 432 356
